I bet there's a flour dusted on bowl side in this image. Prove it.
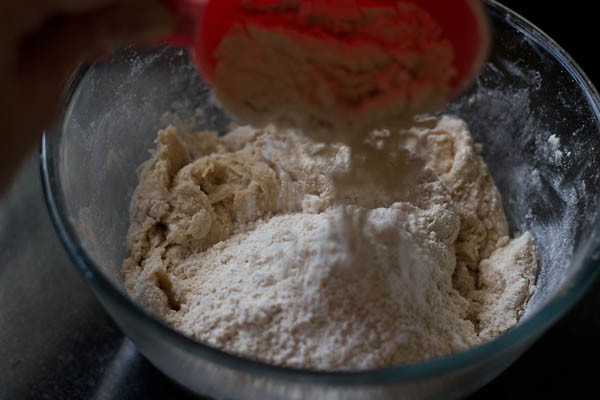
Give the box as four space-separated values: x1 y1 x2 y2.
122 116 537 370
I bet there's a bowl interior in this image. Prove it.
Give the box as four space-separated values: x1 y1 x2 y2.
47 3 600 366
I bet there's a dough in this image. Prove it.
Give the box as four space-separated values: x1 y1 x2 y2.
123 116 537 369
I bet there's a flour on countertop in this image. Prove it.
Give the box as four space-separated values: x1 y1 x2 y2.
123 116 537 370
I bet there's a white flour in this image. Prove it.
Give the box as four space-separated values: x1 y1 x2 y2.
123 116 537 370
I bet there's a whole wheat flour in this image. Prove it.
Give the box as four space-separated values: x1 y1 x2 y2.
123 116 537 370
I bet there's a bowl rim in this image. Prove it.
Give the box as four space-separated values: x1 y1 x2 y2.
40 0 600 386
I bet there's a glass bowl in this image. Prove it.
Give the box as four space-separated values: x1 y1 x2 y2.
41 1 600 399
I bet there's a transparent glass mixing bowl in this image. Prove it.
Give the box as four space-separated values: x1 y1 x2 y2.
41 2 600 399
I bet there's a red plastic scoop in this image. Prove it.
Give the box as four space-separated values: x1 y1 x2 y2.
164 0 489 95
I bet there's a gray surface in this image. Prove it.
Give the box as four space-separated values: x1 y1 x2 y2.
0 158 194 400
1 156 600 399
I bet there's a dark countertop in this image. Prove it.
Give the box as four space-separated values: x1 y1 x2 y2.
1 2 599 399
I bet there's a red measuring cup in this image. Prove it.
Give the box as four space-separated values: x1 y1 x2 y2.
164 0 490 95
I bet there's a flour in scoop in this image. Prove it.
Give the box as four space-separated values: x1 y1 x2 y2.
123 116 537 370
213 1 455 145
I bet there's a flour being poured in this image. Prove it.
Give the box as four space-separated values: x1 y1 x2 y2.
123 116 537 369
211 1 459 193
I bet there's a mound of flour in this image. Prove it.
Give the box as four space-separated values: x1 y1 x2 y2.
123 116 537 370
